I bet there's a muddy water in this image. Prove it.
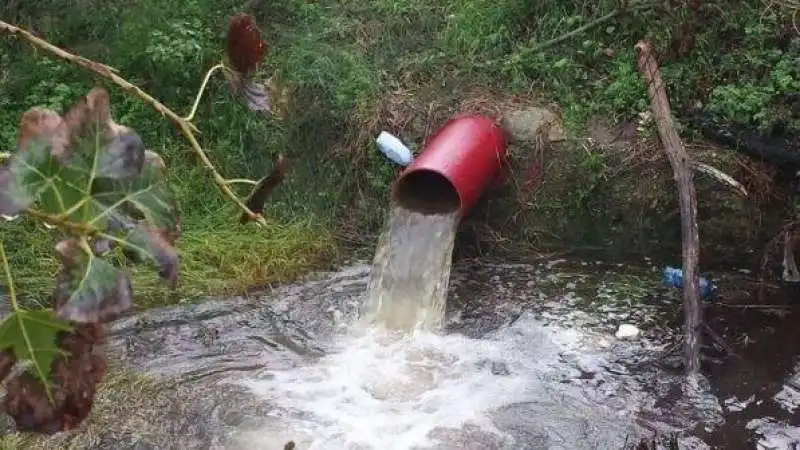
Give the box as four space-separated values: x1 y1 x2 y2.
360 206 459 331
5 261 799 449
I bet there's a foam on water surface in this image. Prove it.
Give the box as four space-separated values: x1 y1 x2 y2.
236 311 644 450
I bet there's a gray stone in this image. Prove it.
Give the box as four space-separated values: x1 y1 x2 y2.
501 107 566 143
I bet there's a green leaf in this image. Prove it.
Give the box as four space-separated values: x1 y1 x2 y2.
0 140 71 217
91 162 179 232
54 239 133 323
0 310 72 385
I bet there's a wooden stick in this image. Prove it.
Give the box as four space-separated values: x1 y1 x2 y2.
635 40 702 376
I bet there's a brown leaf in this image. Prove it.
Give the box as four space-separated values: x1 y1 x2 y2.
16 107 63 154
54 239 82 268
123 224 180 288
53 239 133 324
226 71 272 116
4 323 107 434
144 149 166 174
17 87 140 167
52 87 113 161
240 155 289 224
226 13 267 76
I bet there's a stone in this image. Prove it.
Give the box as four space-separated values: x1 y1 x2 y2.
502 107 566 143
615 324 640 340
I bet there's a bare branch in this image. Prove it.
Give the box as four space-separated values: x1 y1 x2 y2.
635 40 703 376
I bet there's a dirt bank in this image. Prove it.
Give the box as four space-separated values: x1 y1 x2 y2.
335 84 790 273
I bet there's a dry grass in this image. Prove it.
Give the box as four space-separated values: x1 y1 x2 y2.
0 368 166 450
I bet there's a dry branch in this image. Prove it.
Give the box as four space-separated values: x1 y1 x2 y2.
635 40 702 376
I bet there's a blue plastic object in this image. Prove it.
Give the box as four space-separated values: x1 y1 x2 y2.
663 266 717 298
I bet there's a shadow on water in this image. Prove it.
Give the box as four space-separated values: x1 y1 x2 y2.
10 261 799 449
698 293 800 449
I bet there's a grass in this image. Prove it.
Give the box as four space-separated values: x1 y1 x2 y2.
1 0 798 308
0 207 336 309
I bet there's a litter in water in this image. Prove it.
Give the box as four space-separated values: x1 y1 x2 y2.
662 266 717 298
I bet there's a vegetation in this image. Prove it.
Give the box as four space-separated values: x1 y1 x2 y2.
0 0 797 435
0 11 320 433
2 1 798 304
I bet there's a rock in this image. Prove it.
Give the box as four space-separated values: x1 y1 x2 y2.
502 107 565 143
615 324 640 340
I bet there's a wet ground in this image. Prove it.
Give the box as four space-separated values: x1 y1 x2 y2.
2 258 799 449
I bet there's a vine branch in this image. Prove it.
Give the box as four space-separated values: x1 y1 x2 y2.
516 1 652 56
0 20 266 226
184 63 227 122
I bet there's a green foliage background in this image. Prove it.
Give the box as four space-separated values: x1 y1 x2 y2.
1 0 797 306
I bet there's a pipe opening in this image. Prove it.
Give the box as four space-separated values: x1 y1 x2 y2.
392 169 461 215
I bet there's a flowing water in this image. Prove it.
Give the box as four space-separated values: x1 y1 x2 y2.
4 209 800 448
359 206 460 331
8 260 797 449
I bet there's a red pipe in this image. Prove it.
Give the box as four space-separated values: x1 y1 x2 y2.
392 115 508 217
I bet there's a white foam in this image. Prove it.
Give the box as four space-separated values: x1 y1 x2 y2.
236 313 639 450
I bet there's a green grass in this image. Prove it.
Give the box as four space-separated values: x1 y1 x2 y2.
0 213 336 309
1 0 797 307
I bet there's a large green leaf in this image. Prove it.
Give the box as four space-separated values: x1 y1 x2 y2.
91 162 179 233
0 310 72 383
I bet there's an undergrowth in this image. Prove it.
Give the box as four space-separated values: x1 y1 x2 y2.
2 0 798 308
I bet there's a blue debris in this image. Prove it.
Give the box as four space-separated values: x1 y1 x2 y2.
663 266 717 298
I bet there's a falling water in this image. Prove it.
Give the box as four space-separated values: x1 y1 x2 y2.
359 205 460 331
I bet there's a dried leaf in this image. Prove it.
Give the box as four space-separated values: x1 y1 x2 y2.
4 323 107 434
122 224 180 287
144 149 166 174
226 72 273 116
0 349 15 384
0 310 72 386
96 129 146 180
240 155 289 223
51 87 113 162
16 107 62 154
226 13 267 76
53 240 133 323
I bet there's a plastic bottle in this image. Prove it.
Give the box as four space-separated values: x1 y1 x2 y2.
375 131 413 166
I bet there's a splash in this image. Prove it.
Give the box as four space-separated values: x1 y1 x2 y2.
359 206 460 331
236 313 642 450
